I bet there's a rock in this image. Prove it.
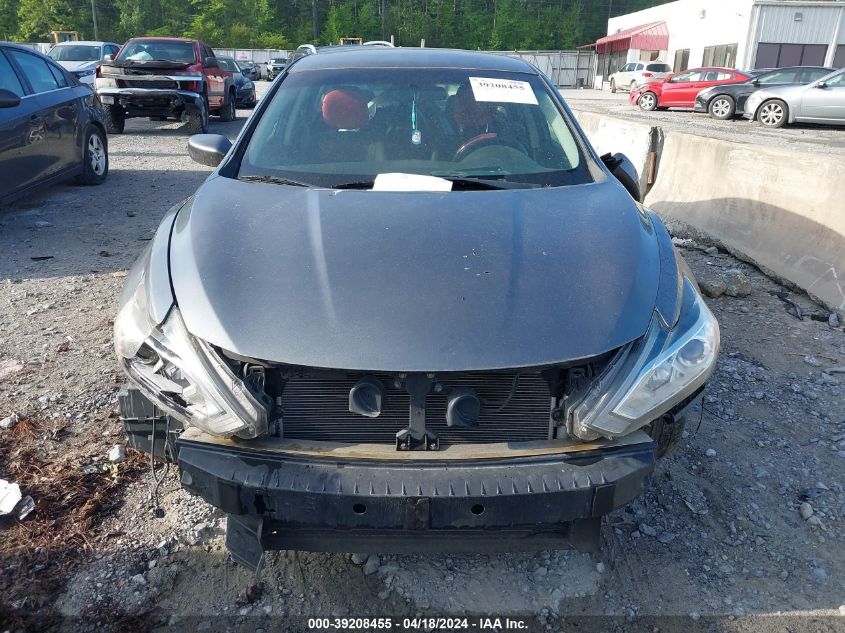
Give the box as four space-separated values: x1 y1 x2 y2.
596 562 606 573
807 516 823 528
0 360 24 381
810 567 828 582
657 531 678 544
699 279 727 299
689 612 700 621
350 553 369 565
838 605 845 616
830 313 841 329
130 574 146 586
34 220 53 228
803 356 822 367
705 448 717 458
724 270 751 297
799 502 814 520
236 583 263 606
0 412 21 430
362 554 380 576
107 444 126 463
639 523 657 537
704 246 719 256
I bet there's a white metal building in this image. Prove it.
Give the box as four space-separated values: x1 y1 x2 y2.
590 0 845 84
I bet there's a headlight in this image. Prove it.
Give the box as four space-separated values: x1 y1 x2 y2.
114 272 268 438
96 77 117 89
571 278 719 440
76 69 95 77
243 79 254 89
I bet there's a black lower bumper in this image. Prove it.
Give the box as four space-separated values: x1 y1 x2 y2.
176 432 655 570
97 88 204 119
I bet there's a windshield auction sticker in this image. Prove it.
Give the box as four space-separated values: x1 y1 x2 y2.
469 77 538 105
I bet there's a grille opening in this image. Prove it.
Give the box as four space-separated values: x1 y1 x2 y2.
470 504 485 515
352 503 366 515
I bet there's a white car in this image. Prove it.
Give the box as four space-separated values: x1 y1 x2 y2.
47 41 121 84
609 61 672 93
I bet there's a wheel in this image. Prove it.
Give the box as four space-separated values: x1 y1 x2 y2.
219 90 236 121
184 98 209 134
103 105 125 134
610 79 617 94
708 95 735 120
76 125 108 185
757 99 788 128
647 414 686 459
638 92 658 111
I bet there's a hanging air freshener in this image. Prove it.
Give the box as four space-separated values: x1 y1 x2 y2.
410 93 422 145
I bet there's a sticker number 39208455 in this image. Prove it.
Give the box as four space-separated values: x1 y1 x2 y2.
468 77 538 105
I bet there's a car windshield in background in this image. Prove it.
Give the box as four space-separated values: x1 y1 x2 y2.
218 58 239 72
646 63 671 73
240 68 589 189
116 40 196 63
48 45 100 62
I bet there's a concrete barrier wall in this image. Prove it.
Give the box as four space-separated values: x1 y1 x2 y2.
574 110 845 312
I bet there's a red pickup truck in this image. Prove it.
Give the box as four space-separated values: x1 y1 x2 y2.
95 37 236 134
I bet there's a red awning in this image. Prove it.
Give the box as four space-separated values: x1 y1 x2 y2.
594 21 669 55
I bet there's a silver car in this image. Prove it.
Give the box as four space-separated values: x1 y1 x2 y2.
744 67 845 128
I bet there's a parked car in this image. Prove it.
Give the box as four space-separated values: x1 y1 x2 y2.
609 61 672 93
114 47 719 567
632 67 752 111
742 67 845 128
694 66 835 120
266 56 288 80
0 42 108 204
94 37 236 134
237 59 260 81
216 56 256 107
47 40 121 84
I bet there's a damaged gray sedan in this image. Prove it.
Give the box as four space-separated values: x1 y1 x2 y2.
114 48 719 570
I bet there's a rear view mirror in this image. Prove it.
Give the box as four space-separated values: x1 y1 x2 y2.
0 88 21 108
601 152 642 202
204 57 219 69
188 134 232 167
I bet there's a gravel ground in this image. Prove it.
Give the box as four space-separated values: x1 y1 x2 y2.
559 88 845 155
1 81 845 633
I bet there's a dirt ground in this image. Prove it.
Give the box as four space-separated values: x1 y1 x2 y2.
1 82 844 633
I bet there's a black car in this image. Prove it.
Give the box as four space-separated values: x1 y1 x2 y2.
115 48 719 569
694 65 835 119
0 42 108 204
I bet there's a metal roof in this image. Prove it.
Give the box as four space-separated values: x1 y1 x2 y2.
594 21 669 55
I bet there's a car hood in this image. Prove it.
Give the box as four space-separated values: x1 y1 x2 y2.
169 177 661 372
58 60 97 72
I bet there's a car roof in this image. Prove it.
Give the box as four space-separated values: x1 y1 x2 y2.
128 36 197 43
685 67 745 73
288 47 537 74
52 40 115 46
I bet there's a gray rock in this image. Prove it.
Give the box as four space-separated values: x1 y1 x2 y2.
351 553 368 565
657 531 678 544
829 313 841 328
0 413 21 430
596 562 606 573
800 502 814 520
704 246 719 256
810 567 828 582
724 270 752 297
705 448 717 458
130 573 146 586
34 220 53 229
362 554 380 575
699 279 727 299
639 523 657 537
107 444 126 463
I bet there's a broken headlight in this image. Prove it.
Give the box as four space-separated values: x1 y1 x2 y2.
571 277 719 440
114 270 268 439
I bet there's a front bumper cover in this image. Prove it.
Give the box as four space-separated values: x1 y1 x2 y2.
176 429 655 569
97 88 204 117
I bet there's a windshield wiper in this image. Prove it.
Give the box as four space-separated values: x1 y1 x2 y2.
239 175 314 187
332 177 540 191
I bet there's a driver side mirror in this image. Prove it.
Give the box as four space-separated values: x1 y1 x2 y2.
601 152 642 202
203 57 219 69
815 81 827 89
0 88 21 109
188 134 232 167
103 54 113 62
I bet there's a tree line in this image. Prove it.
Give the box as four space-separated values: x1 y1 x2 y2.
1 0 665 51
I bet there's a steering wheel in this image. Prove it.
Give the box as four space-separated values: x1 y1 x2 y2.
453 133 527 162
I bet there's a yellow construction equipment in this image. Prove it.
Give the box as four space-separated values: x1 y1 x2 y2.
339 37 363 46
50 31 80 44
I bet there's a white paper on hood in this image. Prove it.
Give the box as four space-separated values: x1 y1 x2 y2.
372 173 453 192
469 77 538 105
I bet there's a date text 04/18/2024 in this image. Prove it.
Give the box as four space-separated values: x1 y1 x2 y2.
306 617 529 630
